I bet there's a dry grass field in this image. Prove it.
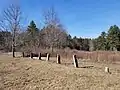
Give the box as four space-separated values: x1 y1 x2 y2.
0 53 120 90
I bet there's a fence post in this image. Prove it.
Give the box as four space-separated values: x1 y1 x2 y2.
46 53 50 61
73 55 78 68
30 53 33 59
39 53 41 60
57 54 61 64
22 52 25 57
105 67 109 73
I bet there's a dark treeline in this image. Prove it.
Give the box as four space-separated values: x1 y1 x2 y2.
0 23 120 52
66 35 90 51
59 24 120 51
0 20 90 52
0 31 12 52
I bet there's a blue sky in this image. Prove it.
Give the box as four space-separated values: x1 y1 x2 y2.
0 0 120 38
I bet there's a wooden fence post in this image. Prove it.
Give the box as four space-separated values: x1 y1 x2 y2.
105 67 109 73
39 53 41 60
22 52 25 57
57 54 61 64
30 53 33 59
46 53 50 61
73 55 78 68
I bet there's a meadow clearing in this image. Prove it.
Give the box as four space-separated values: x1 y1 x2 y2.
0 52 120 90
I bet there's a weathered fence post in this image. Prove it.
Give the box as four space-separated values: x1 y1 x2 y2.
46 53 50 61
30 53 33 59
22 52 25 57
38 53 41 60
73 55 78 68
105 67 109 73
57 54 61 64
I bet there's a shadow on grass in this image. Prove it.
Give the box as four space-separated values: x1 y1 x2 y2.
79 66 94 68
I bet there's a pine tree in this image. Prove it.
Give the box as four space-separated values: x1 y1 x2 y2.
27 20 38 37
26 20 39 51
96 32 107 50
107 25 120 51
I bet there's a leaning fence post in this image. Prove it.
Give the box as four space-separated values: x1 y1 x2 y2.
22 52 25 57
73 55 78 68
46 53 50 61
30 53 33 59
57 54 61 64
38 53 41 60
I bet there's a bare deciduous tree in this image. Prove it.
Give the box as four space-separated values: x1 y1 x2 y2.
43 6 60 27
0 4 22 57
42 7 67 51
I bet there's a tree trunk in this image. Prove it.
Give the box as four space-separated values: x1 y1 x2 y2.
51 46 53 53
12 44 15 57
12 30 15 57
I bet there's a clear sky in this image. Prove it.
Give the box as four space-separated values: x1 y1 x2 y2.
0 0 120 38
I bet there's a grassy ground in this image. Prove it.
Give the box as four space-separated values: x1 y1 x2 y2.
0 54 120 90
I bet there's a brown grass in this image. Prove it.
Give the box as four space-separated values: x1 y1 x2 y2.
0 53 120 90
35 49 120 64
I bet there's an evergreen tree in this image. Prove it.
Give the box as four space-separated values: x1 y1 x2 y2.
107 25 120 51
25 20 39 51
67 34 73 49
96 32 107 50
27 20 39 37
